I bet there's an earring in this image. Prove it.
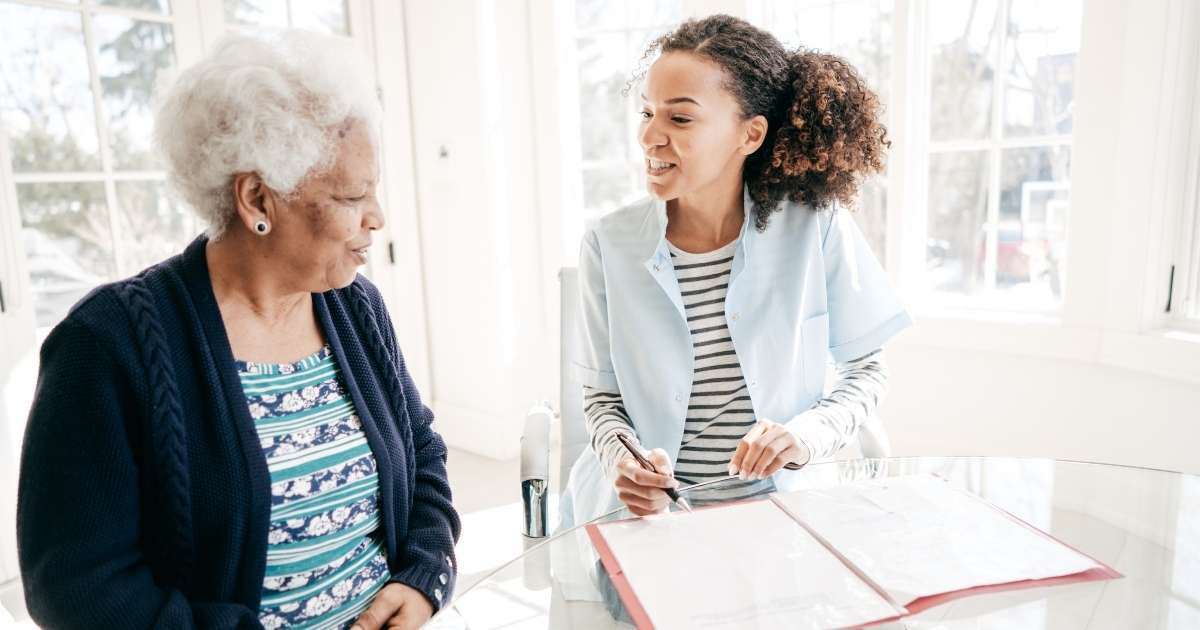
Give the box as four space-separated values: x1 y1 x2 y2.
254 220 270 235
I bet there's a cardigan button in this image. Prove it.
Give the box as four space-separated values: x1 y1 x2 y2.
439 573 448 585
434 588 444 602
445 555 454 568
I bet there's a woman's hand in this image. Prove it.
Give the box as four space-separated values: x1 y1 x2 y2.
728 419 810 480
613 448 678 516
351 582 433 630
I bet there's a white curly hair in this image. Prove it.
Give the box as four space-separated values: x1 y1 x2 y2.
154 30 381 239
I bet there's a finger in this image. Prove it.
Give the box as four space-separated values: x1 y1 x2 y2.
755 434 800 479
763 444 803 477
647 448 674 474
749 428 791 479
620 459 676 489
737 422 772 479
619 490 666 516
615 477 664 501
729 438 748 475
386 606 424 630
352 588 402 630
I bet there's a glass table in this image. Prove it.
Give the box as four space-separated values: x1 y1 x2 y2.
429 457 1200 629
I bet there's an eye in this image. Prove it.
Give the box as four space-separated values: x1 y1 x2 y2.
671 116 692 124
340 195 367 203
639 110 652 120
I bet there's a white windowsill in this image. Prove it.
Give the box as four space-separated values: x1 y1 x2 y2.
891 313 1200 386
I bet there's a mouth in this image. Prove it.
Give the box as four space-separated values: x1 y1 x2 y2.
351 245 370 264
646 158 677 177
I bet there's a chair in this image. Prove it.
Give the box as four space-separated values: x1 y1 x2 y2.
520 267 893 538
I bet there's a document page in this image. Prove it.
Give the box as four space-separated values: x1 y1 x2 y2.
771 475 1105 606
588 500 901 630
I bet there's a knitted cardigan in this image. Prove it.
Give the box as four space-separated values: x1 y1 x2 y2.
16 236 461 629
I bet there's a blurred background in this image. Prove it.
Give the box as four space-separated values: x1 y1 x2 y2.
0 0 1198 619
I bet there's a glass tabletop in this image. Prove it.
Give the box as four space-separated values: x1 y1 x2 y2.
429 457 1200 629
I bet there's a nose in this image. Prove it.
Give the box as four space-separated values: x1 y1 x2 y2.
364 196 385 231
639 116 667 152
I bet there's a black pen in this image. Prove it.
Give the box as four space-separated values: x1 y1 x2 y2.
615 433 692 512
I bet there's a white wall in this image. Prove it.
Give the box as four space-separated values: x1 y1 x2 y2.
402 0 556 459
883 336 1200 476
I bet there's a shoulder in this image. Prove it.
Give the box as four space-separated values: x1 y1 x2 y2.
64 251 188 333
583 197 663 265
591 197 660 243
329 274 394 342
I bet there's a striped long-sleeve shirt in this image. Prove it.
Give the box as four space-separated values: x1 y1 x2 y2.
584 238 890 502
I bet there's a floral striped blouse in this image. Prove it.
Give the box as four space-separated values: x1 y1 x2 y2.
237 346 390 629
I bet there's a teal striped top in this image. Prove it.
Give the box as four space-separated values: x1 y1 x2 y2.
237 346 390 630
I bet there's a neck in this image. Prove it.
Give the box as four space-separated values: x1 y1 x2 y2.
667 172 745 248
206 229 310 325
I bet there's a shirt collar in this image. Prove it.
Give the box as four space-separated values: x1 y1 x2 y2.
644 185 756 267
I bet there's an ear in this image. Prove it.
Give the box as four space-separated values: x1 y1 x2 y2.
231 172 278 232
741 115 769 156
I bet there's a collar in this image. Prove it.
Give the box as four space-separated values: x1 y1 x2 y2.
643 185 756 269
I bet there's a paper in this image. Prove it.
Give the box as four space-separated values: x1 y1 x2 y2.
589 500 902 629
771 475 1105 607
588 474 1118 629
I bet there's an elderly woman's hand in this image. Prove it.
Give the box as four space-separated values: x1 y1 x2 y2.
351 582 433 630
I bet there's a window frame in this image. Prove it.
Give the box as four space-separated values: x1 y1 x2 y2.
1165 32 1200 333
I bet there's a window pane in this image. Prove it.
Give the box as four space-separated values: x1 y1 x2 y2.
854 178 887 263
997 145 1070 304
627 0 681 30
582 166 635 218
291 0 349 36
929 0 999 142
1002 0 1081 138
93 15 177 170
115 180 197 275
224 0 288 28
0 4 101 173
577 34 631 163
755 0 893 268
17 182 115 328
576 0 626 32
97 0 172 15
927 151 989 295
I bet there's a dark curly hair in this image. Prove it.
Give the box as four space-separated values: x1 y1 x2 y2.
637 15 890 230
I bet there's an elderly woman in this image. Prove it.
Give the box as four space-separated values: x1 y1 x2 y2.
16 31 459 630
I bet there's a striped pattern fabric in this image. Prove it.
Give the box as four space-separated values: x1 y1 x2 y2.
237 347 390 630
664 240 773 502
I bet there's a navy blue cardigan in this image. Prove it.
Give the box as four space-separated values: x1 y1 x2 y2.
16 237 461 628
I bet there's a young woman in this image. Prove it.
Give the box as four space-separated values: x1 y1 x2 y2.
565 14 911 526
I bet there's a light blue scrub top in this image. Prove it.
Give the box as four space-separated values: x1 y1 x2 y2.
563 189 912 527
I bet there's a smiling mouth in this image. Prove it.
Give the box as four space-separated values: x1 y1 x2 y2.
351 246 370 262
646 158 676 176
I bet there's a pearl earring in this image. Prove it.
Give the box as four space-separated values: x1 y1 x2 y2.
254 220 270 235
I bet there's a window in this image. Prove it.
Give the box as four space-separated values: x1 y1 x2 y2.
572 0 683 220
1170 72 1200 327
0 0 191 333
749 0 893 265
224 0 349 36
923 0 1081 312
0 0 360 336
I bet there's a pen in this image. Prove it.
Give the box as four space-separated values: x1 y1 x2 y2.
614 433 692 512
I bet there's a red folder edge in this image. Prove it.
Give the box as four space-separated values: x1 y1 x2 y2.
585 522 657 630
